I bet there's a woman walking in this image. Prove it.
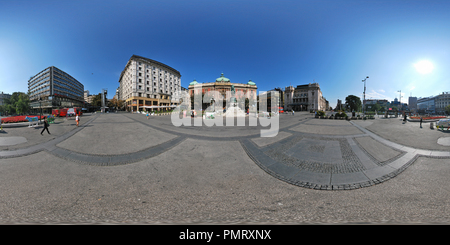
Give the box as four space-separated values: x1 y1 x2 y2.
41 117 50 135
76 114 79 127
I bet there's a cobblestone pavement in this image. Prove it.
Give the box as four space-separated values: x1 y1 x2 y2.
1 112 449 224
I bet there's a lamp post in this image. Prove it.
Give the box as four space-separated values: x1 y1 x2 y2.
362 76 369 115
397 90 402 111
38 97 42 123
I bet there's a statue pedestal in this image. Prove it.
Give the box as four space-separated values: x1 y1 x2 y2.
225 106 246 117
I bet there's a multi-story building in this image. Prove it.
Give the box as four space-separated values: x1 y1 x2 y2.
188 73 257 111
0 92 11 106
417 96 436 114
118 55 181 112
28 66 84 114
408 96 418 112
435 92 450 115
284 83 328 112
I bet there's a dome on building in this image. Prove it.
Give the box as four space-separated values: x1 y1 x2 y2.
215 73 230 83
247 80 256 85
189 79 198 85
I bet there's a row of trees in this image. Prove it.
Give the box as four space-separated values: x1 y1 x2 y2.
338 95 450 115
0 92 30 116
336 95 402 113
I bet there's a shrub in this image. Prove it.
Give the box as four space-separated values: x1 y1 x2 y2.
335 112 347 118
317 110 325 117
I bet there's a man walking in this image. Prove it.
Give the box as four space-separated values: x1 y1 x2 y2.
76 114 79 127
420 117 423 128
41 117 50 135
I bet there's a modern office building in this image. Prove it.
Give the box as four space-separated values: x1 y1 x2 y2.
28 66 84 114
417 96 436 114
284 83 328 112
118 55 182 112
187 73 257 111
408 96 418 112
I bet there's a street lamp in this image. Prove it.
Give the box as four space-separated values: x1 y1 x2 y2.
362 76 369 115
397 90 402 111
38 97 42 123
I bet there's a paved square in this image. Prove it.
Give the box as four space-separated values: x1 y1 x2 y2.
285 138 343 164
1 112 450 224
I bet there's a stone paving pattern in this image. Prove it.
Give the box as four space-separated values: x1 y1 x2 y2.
0 112 449 224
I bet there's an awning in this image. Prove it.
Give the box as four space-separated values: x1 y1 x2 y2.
139 105 177 108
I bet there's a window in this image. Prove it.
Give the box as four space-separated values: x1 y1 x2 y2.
139 73 142 76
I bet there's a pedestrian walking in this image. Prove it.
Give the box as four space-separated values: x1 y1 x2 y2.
146 112 149 120
41 118 50 135
76 114 79 127
292 110 295 115
420 117 423 128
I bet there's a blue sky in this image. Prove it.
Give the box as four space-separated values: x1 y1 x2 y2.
1 0 449 108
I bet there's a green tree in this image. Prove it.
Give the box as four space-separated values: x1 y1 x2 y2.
365 103 381 112
108 97 124 110
3 92 30 115
91 94 102 107
445 105 450 115
345 95 362 112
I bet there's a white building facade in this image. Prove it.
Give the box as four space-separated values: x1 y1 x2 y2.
118 55 181 112
284 83 328 112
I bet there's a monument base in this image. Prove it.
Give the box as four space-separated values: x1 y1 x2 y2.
225 106 246 117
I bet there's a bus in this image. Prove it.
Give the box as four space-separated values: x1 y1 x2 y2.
67 107 83 116
268 107 284 113
52 108 68 117
52 107 82 117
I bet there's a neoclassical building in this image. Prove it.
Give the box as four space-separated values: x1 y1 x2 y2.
284 83 328 112
118 55 181 112
187 73 257 111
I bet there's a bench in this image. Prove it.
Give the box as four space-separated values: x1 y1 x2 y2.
25 116 39 127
